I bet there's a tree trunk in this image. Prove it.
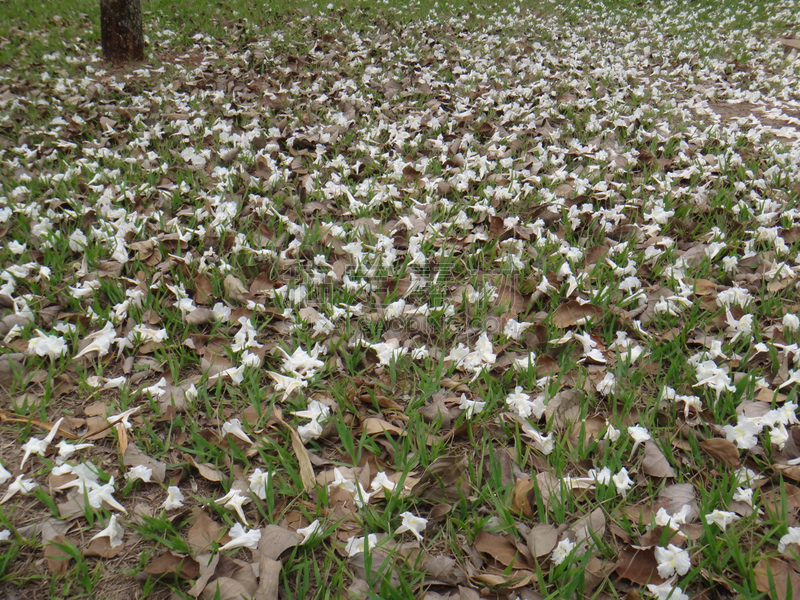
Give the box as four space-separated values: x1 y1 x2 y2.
100 0 144 63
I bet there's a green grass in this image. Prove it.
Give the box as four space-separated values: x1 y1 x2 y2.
0 0 800 597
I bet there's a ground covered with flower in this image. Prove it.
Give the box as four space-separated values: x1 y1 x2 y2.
1 0 800 598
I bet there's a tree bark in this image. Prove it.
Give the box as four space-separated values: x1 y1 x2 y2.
100 0 144 63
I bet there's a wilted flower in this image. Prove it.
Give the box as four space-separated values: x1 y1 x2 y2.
459 394 485 418
344 533 378 557
705 509 739 531
126 465 153 483
161 486 185 510
395 512 427 542
90 514 125 548
551 538 576 565
654 544 691 578
220 523 262 551
297 520 323 545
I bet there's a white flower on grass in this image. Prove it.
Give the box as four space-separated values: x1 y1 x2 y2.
723 415 762 450
266 371 308 400
90 514 125 548
220 523 262 551
212 302 231 323
278 346 325 379
512 352 537 371
143 377 167 398
161 486 185 510
459 394 485 418
298 520 323 545
293 399 332 442
612 468 634 496
248 468 272 500
505 387 537 418
588 467 612 486
504 318 532 340
705 509 739 531
126 465 153 483
27 330 69 360
20 417 63 469
8 240 25 255
628 425 651 454
779 527 800 552
241 351 262 368
328 468 371 508
107 406 140 432
0 474 38 504
551 538 576 565
395 512 427 542
216 489 250 523
0 463 11 485
222 418 253 444
785 314 800 334
370 471 397 494
646 581 689 600
344 534 378 557
655 504 692 530
604 421 621 442
732 487 754 507
654 544 691 578
0 530 10 542
87 478 127 513
596 373 616 395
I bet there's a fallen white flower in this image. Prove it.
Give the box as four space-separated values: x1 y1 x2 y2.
220 523 261 551
20 417 63 469
161 486 185 510
216 488 250 522
395 512 428 542
126 465 153 483
344 533 378 557
90 514 125 548
222 418 253 444
297 520 323 545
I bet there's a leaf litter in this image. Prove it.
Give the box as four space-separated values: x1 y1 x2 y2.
1 0 800 598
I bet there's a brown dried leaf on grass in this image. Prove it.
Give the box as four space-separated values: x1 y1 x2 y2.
187 510 226 553
258 524 302 560
552 301 602 328
526 524 558 558
754 557 800 600
183 452 223 482
143 551 200 579
84 536 125 559
642 440 676 478
44 535 72 575
699 438 741 468
615 545 665 585
570 508 606 545
473 530 529 569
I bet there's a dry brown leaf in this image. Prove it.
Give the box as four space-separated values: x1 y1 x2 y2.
526 524 558 558
84 536 125 559
187 510 226 552
258 555 282 600
615 546 664 585
779 38 800 50
183 453 223 482
642 440 676 478
552 301 602 328
423 555 468 586
699 438 741 468
512 479 535 518
473 530 529 569
754 557 800 600
224 274 248 303
200 577 254 600
361 417 405 436
186 308 215 325
570 508 606 544
144 551 200 579
44 535 72 575
194 273 215 305
258 524 302 560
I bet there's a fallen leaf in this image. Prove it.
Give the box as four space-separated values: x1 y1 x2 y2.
258 555 281 600
552 301 603 328
512 479 535 518
699 438 741 468
144 551 200 579
526 524 558 558
754 557 800 600
187 510 226 553
44 535 72 575
570 508 606 545
642 440 676 478
615 545 664 585
257 524 301 560
473 530 529 569
183 453 223 482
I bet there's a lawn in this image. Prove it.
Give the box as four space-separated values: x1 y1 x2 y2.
0 0 800 598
